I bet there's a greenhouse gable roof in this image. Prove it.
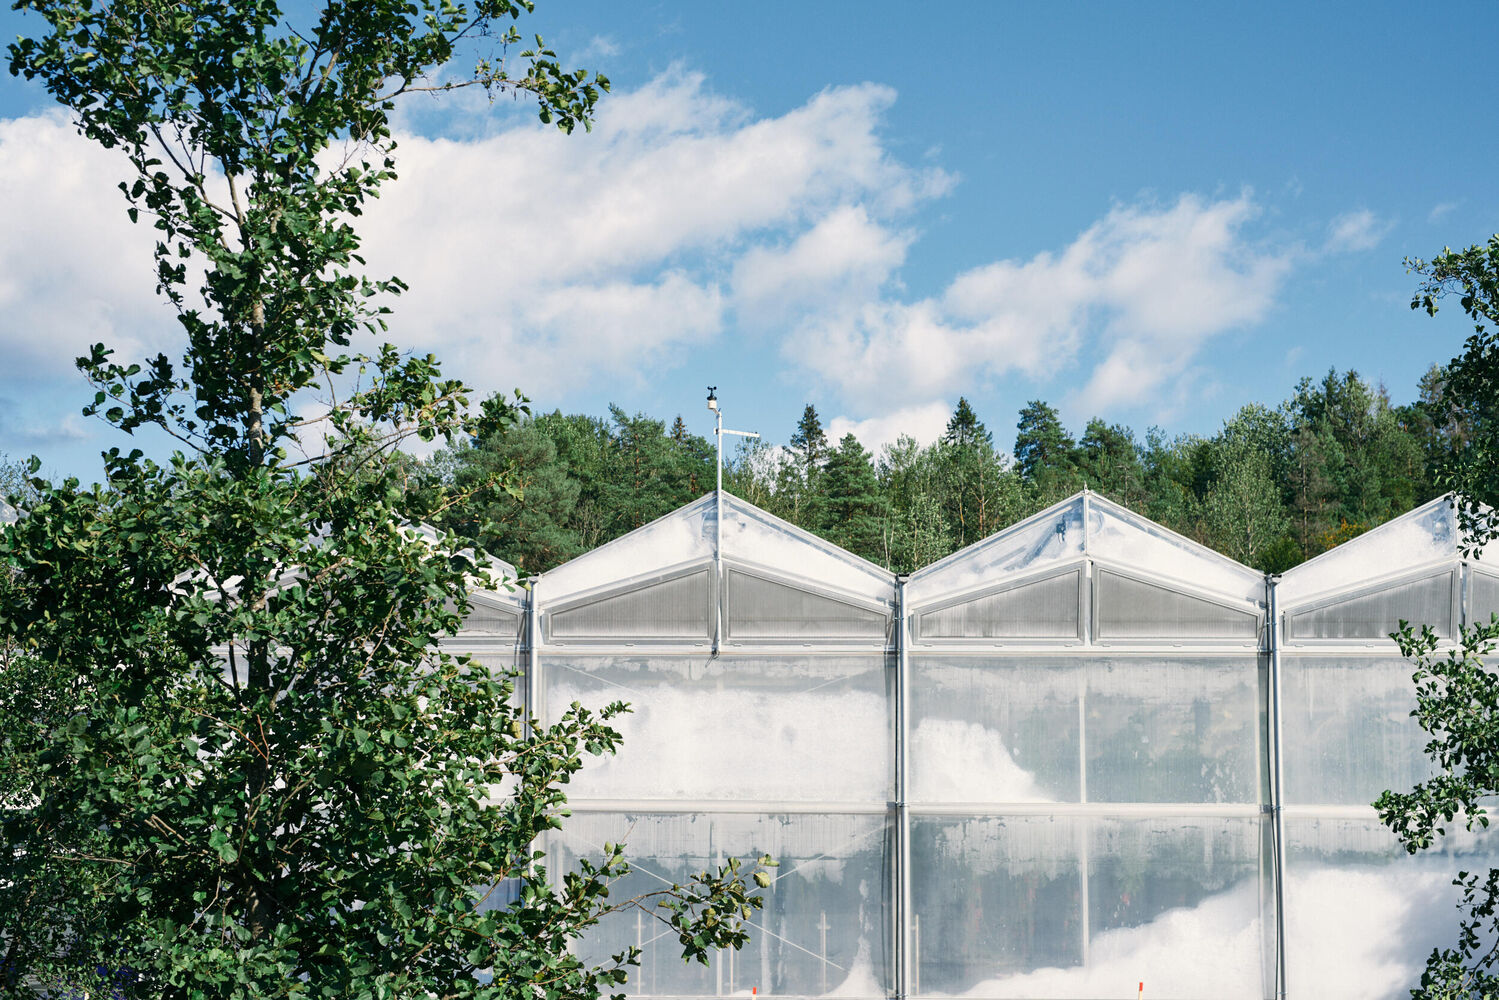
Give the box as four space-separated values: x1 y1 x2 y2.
534 491 896 608
905 490 1265 609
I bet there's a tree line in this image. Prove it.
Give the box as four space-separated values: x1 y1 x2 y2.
413 364 1466 576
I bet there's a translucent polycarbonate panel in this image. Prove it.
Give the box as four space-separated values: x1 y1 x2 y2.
1088 495 1265 605
548 567 711 641
1277 496 1457 608
1084 656 1262 803
725 567 890 642
544 655 891 801
1285 815 1499 999
1284 569 1455 641
537 494 715 604
460 599 522 637
1095 569 1260 640
720 494 896 602
552 811 890 998
910 815 1083 993
909 657 1081 803
1080 817 1263 1000
915 569 1081 641
1472 569 1499 624
1280 655 1435 805
537 493 895 609
910 656 1261 805
906 496 1085 608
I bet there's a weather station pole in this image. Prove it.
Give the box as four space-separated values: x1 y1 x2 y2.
706 387 759 654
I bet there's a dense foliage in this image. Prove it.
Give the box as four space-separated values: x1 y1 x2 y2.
1375 237 1499 1000
1409 237 1499 551
0 2 764 997
422 370 1449 575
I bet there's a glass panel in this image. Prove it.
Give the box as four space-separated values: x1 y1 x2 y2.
722 495 896 602
1472 569 1499 625
1088 497 1264 605
539 495 715 604
1285 570 1455 641
1280 655 1435 805
549 567 712 641
1095 570 1260 640
910 815 1083 994
1082 817 1263 1000
915 569 1081 641
551 811 891 998
462 600 521 636
906 497 1085 609
910 657 1081 803
726 567 890 642
1085 656 1262 804
545 655 891 802
1285 815 1498 1000
1277 497 1456 608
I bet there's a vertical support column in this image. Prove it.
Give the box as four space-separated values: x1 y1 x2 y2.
895 576 913 999
526 578 541 735
1266 575 1288 999
713 408 724 655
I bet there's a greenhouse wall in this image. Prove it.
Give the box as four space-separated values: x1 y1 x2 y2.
441 491 1496 1000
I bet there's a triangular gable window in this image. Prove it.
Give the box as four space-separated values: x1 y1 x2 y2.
462 599 522 637
548 566 712 642
914 568 1082 641
724 566 889 641
1095 569 1259 640
1284 568 1456 640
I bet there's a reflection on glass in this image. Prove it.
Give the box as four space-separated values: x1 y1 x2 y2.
551 812 890 998
545 655 892 802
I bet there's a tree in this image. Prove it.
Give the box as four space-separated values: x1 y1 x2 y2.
0 3 764 997
1013 400 1079 501
1410 237 1499 550
877 436 954 573
1376 621 1499 1000
789 404 829 471
1076 418 1145 509
819 434 884 562
435 421 584 574
943 397 992 449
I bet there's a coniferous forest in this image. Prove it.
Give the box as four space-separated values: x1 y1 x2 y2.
408 363 1464 577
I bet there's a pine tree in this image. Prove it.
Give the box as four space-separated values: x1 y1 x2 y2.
1014 400 1080 499
790 404 830 470
944 397 993 448
820 434 886 562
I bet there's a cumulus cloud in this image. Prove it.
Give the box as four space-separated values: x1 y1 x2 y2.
0 112 171 375
354 68 952 396
827 400 952 456
1 70 1311 434
1325 208 1391 252
800 193 1294 413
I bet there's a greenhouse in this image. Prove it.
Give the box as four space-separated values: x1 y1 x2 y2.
444 490 1499 1000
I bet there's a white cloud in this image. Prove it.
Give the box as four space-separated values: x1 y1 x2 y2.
0 112 171 375
801 193 1294 414
1429 201 1459 223
0 74 1316 434
827 400 951 456
354 68 952 396
1324 208 1391 252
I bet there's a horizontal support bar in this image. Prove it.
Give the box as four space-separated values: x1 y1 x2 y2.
908 801 1265 818
563 798 892 816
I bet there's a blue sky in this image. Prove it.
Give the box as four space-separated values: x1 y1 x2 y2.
2 1 1497 480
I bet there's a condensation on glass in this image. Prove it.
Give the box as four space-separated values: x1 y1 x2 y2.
454 490 1493 1000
